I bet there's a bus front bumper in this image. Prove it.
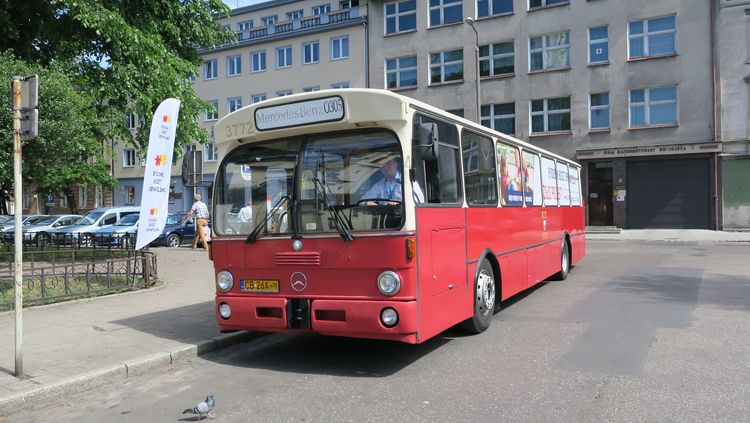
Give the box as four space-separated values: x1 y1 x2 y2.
215 296 419 343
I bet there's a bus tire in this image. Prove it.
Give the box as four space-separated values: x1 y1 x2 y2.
551 239 570 281
460 259 496 334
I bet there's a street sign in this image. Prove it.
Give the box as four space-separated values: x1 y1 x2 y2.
21 108 38 140
45 192 55 206
11 75 39 141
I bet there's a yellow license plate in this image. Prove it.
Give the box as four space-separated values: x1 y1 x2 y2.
241 279 279 293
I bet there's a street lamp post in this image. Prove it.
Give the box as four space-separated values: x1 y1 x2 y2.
464 17 481 124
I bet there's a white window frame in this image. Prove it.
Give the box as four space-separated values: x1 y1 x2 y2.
477 0 513 18
629 86 678 128
123 149 136 167
429 0 462 28
479 41 514 77
125 186 136 205
59 191 68 208
529 31 570 72
303 41 320 64
95 186 104 208
331 36 349 60
237 20 253 31
262 15 277 26
628 15 676 59
251 94 267 103
530 97 571 134
277 90 293 97
204 59 217 80
228 97 243 113
528 0 568 10
205 100 219 121
386 55 418 89
276 46 292 68
127 113 136 129
384 0 417 35
312 4 331 15
78 185 88 209
331 82 350 89
251 50 267 72
204 142 218 162
481 102 515 135
430 49 464 85
226 55 242 76
287 10 304 20
589 92 610 131
588 26 609 65
303 86 321 92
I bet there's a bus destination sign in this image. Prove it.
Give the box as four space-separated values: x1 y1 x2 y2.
255 96 345 131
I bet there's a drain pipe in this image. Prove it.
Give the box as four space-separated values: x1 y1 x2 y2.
710 0 720 230
363 15 369 88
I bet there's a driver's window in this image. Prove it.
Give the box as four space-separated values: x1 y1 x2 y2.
413 114 462 205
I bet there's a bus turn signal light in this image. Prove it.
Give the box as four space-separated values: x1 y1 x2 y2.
406 237 415 260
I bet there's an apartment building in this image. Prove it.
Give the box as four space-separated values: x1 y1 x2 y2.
369 0 720 229
113 0 369 214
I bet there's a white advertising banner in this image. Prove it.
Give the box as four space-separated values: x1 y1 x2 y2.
135 98 181 250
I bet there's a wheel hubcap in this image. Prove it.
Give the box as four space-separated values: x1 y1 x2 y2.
476 269 495 316
562 246 569 273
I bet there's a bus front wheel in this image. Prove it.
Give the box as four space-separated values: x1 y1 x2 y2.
551 239 570 281
460 259 496 334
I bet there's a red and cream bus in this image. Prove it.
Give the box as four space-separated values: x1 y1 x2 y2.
210 89 584 344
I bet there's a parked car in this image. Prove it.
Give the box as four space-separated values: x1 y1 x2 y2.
0 214 46 232
22 214 82 245
49 206 140 246
152 212 209 248
95 214 139 247
0 215 12 225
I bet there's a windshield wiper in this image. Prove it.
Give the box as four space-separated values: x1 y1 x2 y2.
312 177 353 241
246 195 290 243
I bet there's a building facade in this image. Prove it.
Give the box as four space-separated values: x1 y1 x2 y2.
369 0 720 229
113 0 369 214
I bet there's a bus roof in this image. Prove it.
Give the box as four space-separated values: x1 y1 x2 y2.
214 88 579 167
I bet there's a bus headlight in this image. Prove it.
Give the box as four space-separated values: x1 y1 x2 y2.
217 271 234 292
377 271 401 296
218 303 231 319
380 308 399 327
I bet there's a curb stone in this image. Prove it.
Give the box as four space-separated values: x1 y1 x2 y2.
0 330 263 417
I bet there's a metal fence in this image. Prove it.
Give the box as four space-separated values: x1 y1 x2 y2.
0 241 157 310
0 231 138 252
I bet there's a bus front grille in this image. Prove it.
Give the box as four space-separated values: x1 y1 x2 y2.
275 252 321 266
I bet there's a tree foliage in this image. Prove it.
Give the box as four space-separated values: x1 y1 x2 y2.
0 52 114 213
0 0 233 154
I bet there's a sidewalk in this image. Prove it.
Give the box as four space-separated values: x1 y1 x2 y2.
586 229 750 243
0 248 257 417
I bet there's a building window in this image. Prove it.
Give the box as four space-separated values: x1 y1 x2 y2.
447 109 464 118
331 36 349 60
529 0 568 9
78 185 88 209
385 0 417 34
261 15 277 26
590 92 610 130
313 4 331 15
430 49 463 84
251 94 267 103
477 0 513 18
277 90 293 97
386 55 417 89
287 10 304 20
204 59 217 80
331 82 349 89
204 142 218 162
629 86 678 127
629 15 676 59
227 55 242 76
123 149 136 167
303 86 320 92
429 0 462 27
340 0 358 9
530 97 571 134
237 20 253 31
588 26 609 64
303 41 320 64
127 113 136 129
480 41 514 77
481 102 515 134
228 97 243 113
529 31 570 71
205 100 219 121
59 192 68 208
251 50 267 72
95 186 103 208
125 186 136 205
277 46 292 68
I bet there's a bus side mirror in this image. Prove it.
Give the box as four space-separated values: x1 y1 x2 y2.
417 122 439 161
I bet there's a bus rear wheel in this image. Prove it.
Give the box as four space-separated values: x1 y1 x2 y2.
460 259 496 334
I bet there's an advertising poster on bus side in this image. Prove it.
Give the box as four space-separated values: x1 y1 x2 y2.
497 143 523 206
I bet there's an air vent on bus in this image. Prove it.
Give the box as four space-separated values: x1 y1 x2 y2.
275 252 321 266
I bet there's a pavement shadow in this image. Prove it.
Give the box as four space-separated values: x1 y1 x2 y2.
204 331 450 378
111 301 218 343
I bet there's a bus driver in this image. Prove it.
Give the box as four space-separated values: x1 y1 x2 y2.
363 157 424 204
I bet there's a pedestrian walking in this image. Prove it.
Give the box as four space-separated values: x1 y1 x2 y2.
184 194 210 251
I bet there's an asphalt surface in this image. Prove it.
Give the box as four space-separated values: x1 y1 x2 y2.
4 240 750 422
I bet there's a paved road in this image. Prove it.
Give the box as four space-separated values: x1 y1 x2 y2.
4 240 750 422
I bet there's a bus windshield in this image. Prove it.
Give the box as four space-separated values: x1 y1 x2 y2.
215 130 404 236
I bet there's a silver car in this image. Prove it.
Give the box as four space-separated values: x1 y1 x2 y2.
49 207 140 246
22 214 82 245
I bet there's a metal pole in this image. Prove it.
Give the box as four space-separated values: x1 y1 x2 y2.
11 77 24 378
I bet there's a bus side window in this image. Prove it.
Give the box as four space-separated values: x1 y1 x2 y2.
413 115 461 205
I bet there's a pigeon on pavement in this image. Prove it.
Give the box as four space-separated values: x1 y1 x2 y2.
182 394 215 420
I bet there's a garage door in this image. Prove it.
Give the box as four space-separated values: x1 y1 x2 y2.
627 159 710 229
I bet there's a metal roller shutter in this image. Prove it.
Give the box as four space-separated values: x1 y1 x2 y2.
627 159 710 229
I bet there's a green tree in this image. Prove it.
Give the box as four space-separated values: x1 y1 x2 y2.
0 0 233 153
0 52 114 214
